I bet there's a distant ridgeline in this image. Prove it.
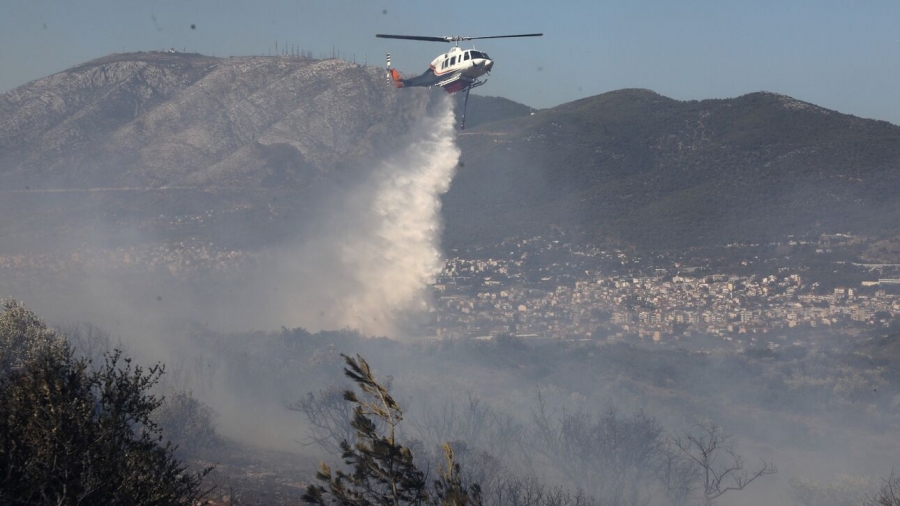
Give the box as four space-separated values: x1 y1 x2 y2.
445 89 900 251
2 52 900 253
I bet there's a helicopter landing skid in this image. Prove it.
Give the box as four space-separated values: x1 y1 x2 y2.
459 80 486 130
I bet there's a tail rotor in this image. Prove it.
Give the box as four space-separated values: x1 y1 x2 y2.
385 53 405 88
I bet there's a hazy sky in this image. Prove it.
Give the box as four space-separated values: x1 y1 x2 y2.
2 0 899 124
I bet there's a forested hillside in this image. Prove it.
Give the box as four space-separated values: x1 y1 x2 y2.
445 89 900 249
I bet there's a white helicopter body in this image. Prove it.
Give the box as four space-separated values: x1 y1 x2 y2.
377 33 541 127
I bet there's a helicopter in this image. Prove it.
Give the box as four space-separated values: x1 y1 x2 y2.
376 33 542 129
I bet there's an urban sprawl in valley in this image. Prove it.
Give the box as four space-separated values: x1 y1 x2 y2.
428 235 900 348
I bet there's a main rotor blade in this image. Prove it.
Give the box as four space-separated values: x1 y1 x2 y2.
376 34 451 43
376 33 544 43
462 33 543 41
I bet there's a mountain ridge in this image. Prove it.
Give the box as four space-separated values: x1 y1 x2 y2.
2 52 899 254
446 87 900 249
0 52 424 190
0 52 441 251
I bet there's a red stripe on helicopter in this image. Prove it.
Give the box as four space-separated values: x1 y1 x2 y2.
442 80 468 94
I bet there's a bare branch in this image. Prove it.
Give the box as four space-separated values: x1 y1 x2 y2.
671 420 776 506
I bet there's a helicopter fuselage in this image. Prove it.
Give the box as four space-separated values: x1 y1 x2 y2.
392 46 493 94
429 46 493 93
378 31 540 127
431 46 494 82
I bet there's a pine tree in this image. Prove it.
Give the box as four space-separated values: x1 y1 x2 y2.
304 354 427 506
303 354 482 506
432 444 483 506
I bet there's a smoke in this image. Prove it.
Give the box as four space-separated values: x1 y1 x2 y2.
331 97 459 335
1 92 460 348
225 93 461 337
166 93 461 445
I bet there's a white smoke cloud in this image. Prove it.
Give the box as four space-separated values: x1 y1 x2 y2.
6 92 460 343
333 97 459 335
258 93 460 337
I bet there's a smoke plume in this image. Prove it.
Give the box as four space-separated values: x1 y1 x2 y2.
332 97 459 335
255 93 461 337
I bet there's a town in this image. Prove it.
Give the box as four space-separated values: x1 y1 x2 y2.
2 233 899 350
427 235 900 349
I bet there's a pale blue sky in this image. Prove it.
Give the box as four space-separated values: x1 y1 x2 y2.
2 0 899 124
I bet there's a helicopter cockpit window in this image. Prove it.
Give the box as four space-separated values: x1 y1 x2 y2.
470 51 486 60
464 52 471 61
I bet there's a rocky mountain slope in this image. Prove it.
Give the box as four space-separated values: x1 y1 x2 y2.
0 52 442 251
0 52 418 189
3 53 899 254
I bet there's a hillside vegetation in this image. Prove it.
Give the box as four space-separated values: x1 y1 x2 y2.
446 89 900 249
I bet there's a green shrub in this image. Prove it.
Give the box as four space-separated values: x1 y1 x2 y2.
0 300 211 505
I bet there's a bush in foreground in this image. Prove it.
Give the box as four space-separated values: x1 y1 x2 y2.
0 299 211 505
304 354 482 506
